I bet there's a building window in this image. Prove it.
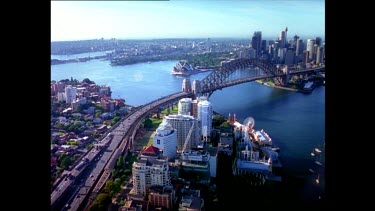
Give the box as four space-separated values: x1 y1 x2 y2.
157 140 160 144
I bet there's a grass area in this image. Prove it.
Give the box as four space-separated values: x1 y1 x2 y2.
150 118 163 129
133 131 156 151
161 106 178 114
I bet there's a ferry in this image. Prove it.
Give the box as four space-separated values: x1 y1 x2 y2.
315 161 322 166
299 81 315 93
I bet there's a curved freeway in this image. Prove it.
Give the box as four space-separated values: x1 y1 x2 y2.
51 91 193 211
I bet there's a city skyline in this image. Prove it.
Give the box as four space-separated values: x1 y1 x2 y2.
51 0 325 42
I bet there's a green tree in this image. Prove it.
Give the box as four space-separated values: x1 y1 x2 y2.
60 156 73 170
55 123 65 129
88 193 110 211
220 121 231 128
74 121 82 127
212 115 226 127
143 118 152 128
116 156 124 168
104 180 114 193
113 178 122 193
95 110 102 118
82 78 93 84
112 116 121 126
124 169 132 176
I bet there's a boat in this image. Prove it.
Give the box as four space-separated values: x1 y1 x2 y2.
315 161 322 166
309 168 314 173
315 175 320 184
299 81 315 93
311 152 315 157
315 148 322 153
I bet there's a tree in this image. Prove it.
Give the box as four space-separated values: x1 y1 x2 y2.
113 178 122 193
60 156 73 170
212 115 226 127
55 123 65 129
112 116 121 126
104 180 114 193
219 121 231 128
124 169 132 176
95 110 102 118
143 118 152 128
82 78 94 84
116 156 124 168
88 193 110 211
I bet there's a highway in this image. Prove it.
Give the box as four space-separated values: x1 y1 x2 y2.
51 91 193 211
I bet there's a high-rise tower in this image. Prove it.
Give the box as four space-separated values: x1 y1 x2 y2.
197 97 213 141
251 31 262 57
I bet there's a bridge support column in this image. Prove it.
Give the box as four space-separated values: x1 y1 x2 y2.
157 109 161 119
275 75 289 87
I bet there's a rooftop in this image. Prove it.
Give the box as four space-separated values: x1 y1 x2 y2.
141 145 160 156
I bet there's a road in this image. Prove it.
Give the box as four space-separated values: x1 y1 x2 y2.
51 91 193 211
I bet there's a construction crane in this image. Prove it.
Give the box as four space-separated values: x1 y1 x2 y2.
181 121 195 154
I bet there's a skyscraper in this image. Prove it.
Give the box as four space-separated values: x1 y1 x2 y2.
306 39 316 60
315 37 322 46
316 46 325 64
296 38 304 56
197 97 213 140
279 31 286 48
284 48 295 65
251 31 262 57
261 40 267 53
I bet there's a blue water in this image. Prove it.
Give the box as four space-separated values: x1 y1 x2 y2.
51 51 108 60
51 58 325 203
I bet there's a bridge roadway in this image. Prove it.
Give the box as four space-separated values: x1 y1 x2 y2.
200 66 325 93
51 91 193 211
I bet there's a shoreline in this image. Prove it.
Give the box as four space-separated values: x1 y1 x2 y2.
256 80 298 92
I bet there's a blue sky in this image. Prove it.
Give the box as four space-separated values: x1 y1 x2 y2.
51 0 324 41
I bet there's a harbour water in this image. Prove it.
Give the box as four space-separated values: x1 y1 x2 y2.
51 58 325 205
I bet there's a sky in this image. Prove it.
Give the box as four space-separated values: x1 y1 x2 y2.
51 0 324 42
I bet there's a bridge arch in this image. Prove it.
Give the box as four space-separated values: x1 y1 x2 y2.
198 58 285 97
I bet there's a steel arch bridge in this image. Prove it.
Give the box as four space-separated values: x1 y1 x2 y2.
198 58 287 97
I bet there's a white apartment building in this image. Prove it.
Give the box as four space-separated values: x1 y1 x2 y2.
197 98 213 140
154 121 177 160
132 146 171 196
178 98 192 115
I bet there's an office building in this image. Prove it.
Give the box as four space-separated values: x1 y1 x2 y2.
316 46 325 64
284 49 295 65
251 31 262 57
296 38 304 56
306 39 316 60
